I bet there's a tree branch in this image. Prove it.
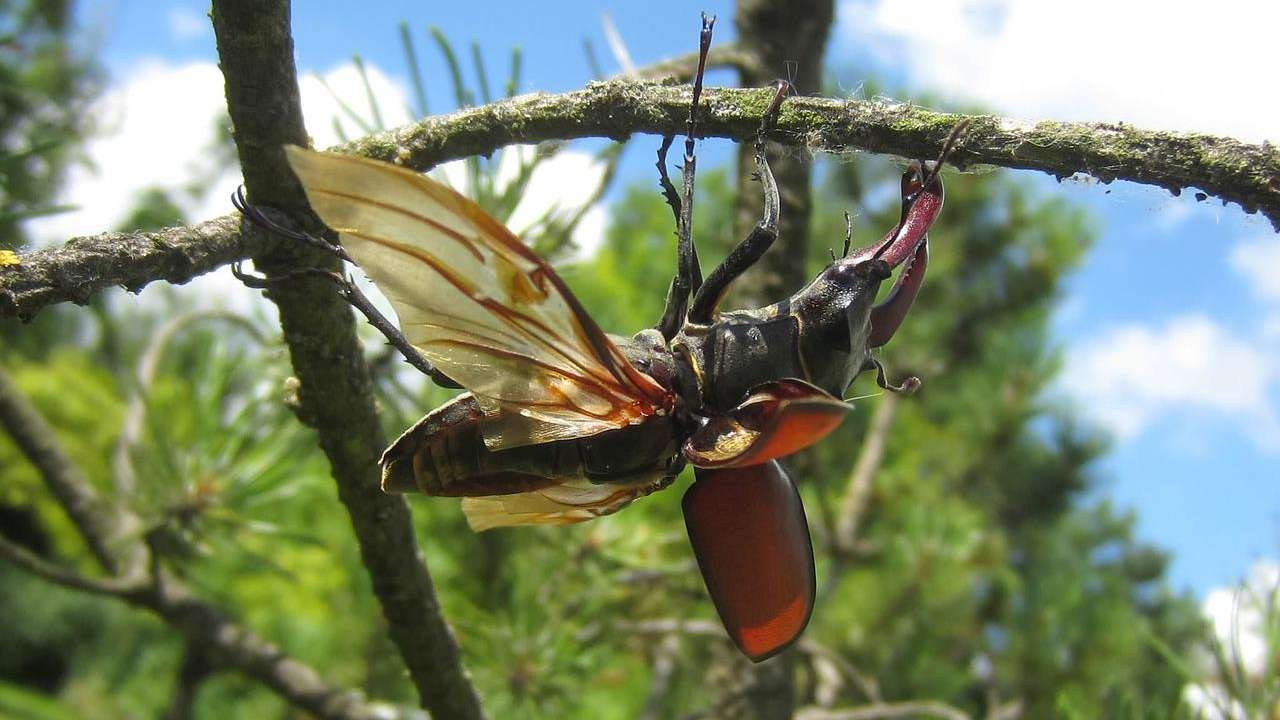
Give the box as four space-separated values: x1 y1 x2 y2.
0 214 245 322
796 701 972 720
343 81 1280 230
210 2 485 718
5 80 1276 321
0 364 145 574
0 533 146 597
136 571 388 720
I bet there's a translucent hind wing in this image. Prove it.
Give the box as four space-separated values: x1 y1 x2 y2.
285 146 667 449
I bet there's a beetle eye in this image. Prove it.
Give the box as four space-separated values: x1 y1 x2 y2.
826 258 891 286
854 259 892 281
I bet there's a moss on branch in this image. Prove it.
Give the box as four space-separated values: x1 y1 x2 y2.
347 80 1280 229
5 79 1277 322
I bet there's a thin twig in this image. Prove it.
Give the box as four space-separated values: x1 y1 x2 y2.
0 367 402 720
0 365 146 575
0 534 147 597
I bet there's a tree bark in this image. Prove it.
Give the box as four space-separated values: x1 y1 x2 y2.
209 2 485 718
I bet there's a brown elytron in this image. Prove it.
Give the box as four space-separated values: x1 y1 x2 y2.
683 461 815 661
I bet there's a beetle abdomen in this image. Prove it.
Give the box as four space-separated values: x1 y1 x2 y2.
381 393 682 496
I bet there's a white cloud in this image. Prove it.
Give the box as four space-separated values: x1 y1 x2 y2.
1230 236 1280 304
1060 315 1280 450
501 147 610 256
23 60 426 246
850 0 1280 455
1202 559 1279 677
19 57 612 320
297 64 413 149
24 60 234 244
842 0 1280 143
167 8 208 41
1185 559 1279 718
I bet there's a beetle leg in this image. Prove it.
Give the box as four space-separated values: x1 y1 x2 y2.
687 80 789 323
232 186 354 264
233 189 462 389
657 137 698 339
657 14 715 340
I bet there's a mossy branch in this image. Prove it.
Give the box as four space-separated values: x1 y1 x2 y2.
4 79 1277 322
347 80 1280 229
0 214 245 321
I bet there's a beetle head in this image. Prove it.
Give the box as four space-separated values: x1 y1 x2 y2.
789 160 944 395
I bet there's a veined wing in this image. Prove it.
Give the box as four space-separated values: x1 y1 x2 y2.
285 146 668 449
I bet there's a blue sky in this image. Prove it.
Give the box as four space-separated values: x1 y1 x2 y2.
53 0 1280 598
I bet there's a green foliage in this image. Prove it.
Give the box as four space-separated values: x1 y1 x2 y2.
0 0 96 246
0 16 1223 720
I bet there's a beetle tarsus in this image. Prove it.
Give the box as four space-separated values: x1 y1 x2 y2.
921 118 970 188
232 186 354 264
870 358 920 395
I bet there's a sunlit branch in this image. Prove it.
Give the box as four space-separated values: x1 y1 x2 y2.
4 70 1276 323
